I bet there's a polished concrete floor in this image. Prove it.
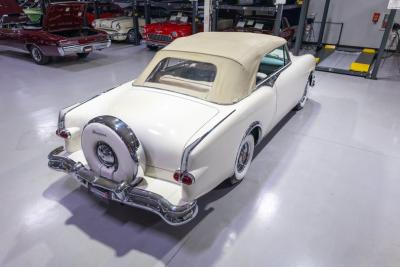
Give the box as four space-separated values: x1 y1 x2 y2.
1 43 400 267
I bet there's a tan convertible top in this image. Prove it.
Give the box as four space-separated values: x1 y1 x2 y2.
163 32 286 71
134 32 286 104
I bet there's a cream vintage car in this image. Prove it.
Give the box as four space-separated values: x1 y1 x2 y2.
92 16 166 43
48 32 316 225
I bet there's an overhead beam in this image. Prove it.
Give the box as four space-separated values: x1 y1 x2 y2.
218 4 298 12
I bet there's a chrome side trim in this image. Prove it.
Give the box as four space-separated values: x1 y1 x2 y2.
309 71 316 87
56 87 118 133
180 110 236 172
48 147 198 226
57 103 82 132
256 61 292 89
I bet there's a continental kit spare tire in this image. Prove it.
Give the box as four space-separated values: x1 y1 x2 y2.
81 115 146 185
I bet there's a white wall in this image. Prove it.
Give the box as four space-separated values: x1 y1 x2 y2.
307 0 400 48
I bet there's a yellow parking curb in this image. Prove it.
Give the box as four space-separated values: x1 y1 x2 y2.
350 62 370 73
362 48 376 54
324 44 336 50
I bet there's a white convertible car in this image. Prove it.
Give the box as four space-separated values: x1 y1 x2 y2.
92 17 165 43
49 32 316 225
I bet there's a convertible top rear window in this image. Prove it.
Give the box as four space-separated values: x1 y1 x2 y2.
145 57 217 99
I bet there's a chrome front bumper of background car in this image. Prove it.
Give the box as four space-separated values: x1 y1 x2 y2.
145 40 169 48
103 30 128 41
48 146 198 226
58 40 112 56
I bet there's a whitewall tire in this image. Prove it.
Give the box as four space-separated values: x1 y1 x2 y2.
231 134 255 184
294 72 314 111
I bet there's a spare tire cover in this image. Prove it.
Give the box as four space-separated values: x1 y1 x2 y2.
81 116 146 184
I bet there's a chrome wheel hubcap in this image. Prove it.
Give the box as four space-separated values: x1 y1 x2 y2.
128 31 136 41
32 47 41 62
237 142 250 173
96 142 117 168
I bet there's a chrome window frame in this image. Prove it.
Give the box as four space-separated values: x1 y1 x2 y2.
256 44 291 88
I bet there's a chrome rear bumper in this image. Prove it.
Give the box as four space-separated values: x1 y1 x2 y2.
48 146 198 226
58 40 111 56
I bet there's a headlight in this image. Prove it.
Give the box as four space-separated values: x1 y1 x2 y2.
91 21 96 28
171 31 178 38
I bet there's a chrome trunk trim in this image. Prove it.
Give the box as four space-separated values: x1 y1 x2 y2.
48 146 198 226
58 40 111 56
56 86 118 134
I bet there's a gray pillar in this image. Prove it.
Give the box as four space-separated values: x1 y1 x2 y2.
212 0 219 31
192 0 198 34
144 0 151 25
317 0 330 49
273 4 284 36
370 9 397 80
40 0 46 25
94 1 100 19
132 0 140 45
293 0 310 56
204 0 212 32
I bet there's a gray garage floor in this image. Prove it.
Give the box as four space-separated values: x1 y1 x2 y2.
1 43 400 267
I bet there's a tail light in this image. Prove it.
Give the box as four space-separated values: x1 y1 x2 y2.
173 170 195 185
56 129 71 139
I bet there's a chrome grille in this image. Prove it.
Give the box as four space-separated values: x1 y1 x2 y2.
148 34 172 43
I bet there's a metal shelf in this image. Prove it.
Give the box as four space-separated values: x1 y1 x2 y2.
218 4 299 12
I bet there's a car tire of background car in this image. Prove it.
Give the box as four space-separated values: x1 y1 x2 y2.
230 134 255 185
30 45 49 65
126 29 137 44
77 53 90 59
147 44 158 51
294 73 312 111
81 116 146 185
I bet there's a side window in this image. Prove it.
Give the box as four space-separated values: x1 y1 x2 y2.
256 45 290 85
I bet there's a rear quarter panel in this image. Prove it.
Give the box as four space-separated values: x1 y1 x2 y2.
182 86 277 202
21 30 62 55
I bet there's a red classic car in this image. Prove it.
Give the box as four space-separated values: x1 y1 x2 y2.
86 2 124 26
0 0 111 64
228 16 296 42
143 12 197 49
143 12 233 49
